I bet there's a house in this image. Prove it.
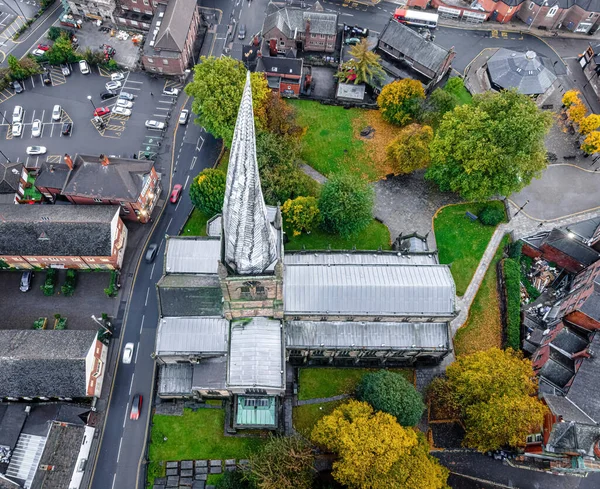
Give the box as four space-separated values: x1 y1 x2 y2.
557 260 600 331
0 205 127 270
0 330 107 401
141 0 200 75
114 0 162 30
66 0 117 22
261 1 338 54
376 19 455 88
151 73 456 431
0 161 28 205
580 44 600 101
256 56 303 97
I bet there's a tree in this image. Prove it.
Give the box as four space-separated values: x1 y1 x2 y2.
562 90 581 108
377 79 425 126
443 77 467 99
386 124 433 175
189 168 226 216
80 48 105 66
579 114 600 134
7 55 27 80
282 197 320 236
185 56 269 147
478 204 505 226
248 436 314 489
336 38 385 86
263 92 303 138
423 88 457 127
425 89 553 200
582 131 600 154
567 102 587 126
216 471 253 489
356 370 425 427
318 173 374 238
45 35 77 65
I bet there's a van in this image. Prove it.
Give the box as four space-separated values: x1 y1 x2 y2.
79 60 90 75
12 105 23 123
52 104 61 121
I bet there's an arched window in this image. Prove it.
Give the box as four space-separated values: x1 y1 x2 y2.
547 5 559 16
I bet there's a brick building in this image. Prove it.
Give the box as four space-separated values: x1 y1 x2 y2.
115 0 162 30
0 205 127 270
256 56 303 97
0 161 29 205
67 0 116 22
141 0 200 75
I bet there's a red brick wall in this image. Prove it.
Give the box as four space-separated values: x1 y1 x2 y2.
278 80 300 97
539 243 587 274
565 311 600 331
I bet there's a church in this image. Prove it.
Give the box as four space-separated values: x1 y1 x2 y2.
152 73 457 429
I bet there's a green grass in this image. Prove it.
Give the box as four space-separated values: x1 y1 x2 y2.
446 82 472 105
207 474 224 485
293 400 345 437
147 409 265 486
434 201 506 296
298 368 413 400
180 208 210 236
454 235 509 356
285 220 391 251
289 100 378 180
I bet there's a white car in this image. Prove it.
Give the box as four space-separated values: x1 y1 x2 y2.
12 122 22 137
116 99 132 108
79 60 90 75
122 343 134 364
31 119 42 137
31 48 45 57
179 109 189 125
105 80 121 91
111 72 125 81
113 106 132 116
119 92 134 101
52 104 62 121
26 146 46 155
163 87 179 96
145 120 165 130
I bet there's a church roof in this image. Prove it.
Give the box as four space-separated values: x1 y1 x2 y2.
222 73 278 275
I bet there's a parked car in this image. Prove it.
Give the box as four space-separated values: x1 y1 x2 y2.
52 104 61 121
130 394 142 420
343 24 369 37
19 271 33 292
37 43 50 51
12 122 22 137
62 122 72 136
12 105 23 123
145 243 158 263
113 106 131 116
119 92 134 101
162 87 179 96
100 90 117 100
105 80 121 91
344 37 361 45
123 343 134 364
170 184 182 203
238 24 246 39
79 60 90 74
116 99 133 108
26 146 46 155
12 81 23 93
94 107 110 117
145 120 165 130
111 72 125 81
61 64 71 76
31 119 42 137
178 109 189 125
42 71 51 84
31 48 45 57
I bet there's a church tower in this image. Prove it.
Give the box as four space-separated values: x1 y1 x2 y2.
218 72 284 320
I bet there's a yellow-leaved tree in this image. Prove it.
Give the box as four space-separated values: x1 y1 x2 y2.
579 114 600 134
582 131 600 154
386 123 433 175
568 102 588 126
377 79 425 126
562 89 582 107
281 196 320 237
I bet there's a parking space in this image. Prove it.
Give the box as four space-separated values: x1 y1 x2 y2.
2 105 73 142
0 13 23 41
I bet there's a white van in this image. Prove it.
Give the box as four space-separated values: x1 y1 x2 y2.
52 104 61 121
12 105 23 123
79 60 90 75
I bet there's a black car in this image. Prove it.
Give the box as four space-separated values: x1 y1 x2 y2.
343 24 369 38
100 90 117 100
42 71 51 85
62 122 72 136
12 81 23 93
145 243 158 263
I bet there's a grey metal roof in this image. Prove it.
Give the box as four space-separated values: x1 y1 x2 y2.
286 321 449 349
158 364 193 396
154 0 197 53
207 206 278 237
284 251 438 266
0 404 27 450
336 83 366 102
228 318 283 389
156 317 229 355
164 236 220 274
262 3 338 37
487 48 557 95
283 263 455 316
192 358 227 390
0 205 119 257
544 394 597 424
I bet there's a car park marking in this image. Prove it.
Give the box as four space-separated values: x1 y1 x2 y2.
5 125 13 139
0 88 14 104
46 155 61 163
97 65 112 77
49 66 66 86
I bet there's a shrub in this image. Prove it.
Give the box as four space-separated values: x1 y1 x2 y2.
47 26 64 41
502 258 522 350
508 240 523 259
61 269 77 296
33 317 47 330
41 269 57 296
189 168 226 217
282 196 320 236
104 59 119 71
479 204 505 226
356 370 425 426
216 471 252 489
54 315 67 330
104 270 120 298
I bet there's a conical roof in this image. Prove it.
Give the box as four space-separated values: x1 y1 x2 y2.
487 48 557 95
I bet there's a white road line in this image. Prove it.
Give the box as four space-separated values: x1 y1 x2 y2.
111 474 117 489
144 287 150 306
30 76 34 88
117 437 123 463
30 110 35 123
158 100 172 104
175 198 182 212
150 262 156 279
155 106 169 111
126 80 143 84
122 403 129 428
128 374 135 395
184 174 190 189
167 217 173 230
190 156 197 170
49 123 54 137
134 343 140 364
196 136 204 152
140 314 145 334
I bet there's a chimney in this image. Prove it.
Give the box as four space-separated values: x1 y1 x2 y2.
99 154 110 167
305 17 311 39
572 349 591 359
64 154 73 170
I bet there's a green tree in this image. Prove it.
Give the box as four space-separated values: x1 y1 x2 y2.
377 79 425 126
423 88 457 127
426 89 553 200
318 173 374 238
443 77 467 99
478 204 505 226
7 55 27 80
189 168 226 217
45 35 78 65
356 370 425 427
282 196 320 236
248 436 314 489
386 124 433 175
336 38 385 86
80 48 105 66
263 91 303 138
185 56 269 147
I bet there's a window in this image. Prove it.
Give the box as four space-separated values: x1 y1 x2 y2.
130 20 138 26
122 207 130 214
145 10 152 14
163 59 169 65
147 57 153 63
131 0 137 3
529 1 535 9
526 433 543 443
92 360 103 378
547 5 558 16
133 7 141 12
590 12 595 18
143 0 149 4
94 198 103 203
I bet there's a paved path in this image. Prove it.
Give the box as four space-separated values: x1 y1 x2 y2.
295 394 349 406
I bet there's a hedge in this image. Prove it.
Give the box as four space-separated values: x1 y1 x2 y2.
502 258 522 350
104 270 119 298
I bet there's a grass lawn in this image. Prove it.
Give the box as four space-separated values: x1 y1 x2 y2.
454 234 510 356
285 220 391 251
180 208 210 236
147 408 265 486
298 368 413 400
293 400 345 437
434 201 506 296
446 81 473 105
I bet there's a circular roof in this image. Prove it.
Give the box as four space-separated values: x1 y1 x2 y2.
487 48 557 95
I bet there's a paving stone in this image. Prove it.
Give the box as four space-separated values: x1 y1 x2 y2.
180 470 193 477
154 478 167 484
225 459 236 466
153 485 166 489
194 467 208 474
195 460 208 468
192 482 205 489
194 473 207 481
238 459 249 466
181 460 193 470
166 461 179 469
166 476 179 488
225 465 236 472
180 477 193 486
209 459 221 467
166 468 179 477
209 465 222 474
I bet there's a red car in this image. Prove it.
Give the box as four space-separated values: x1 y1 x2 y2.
130 394 142 420
37 43 50 51
94 107 110 117
170 184 182 203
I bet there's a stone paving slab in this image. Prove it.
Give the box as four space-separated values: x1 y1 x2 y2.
181 469 193 477
195 467 208 474
209 460 221 467
195 474 208 481
195 460 208 467
210 466 222 474
181 460 193 470
166 462 179 469
166 469 178 477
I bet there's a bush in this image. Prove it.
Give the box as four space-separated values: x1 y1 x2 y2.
502 258 522 350
47 26 65 41
216 471 252 489
282 196 320 237
54 314 67 330
479 204 505 226
104 59 119 71
189 168 226 217
61 269 77 296
508 240 523 259
356 370 425 426
41 269 57 296
104 270 120 298
33 317 47 330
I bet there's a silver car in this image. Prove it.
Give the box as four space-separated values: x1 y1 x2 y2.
31 119 42 137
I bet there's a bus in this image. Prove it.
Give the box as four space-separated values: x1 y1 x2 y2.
393 9 439 29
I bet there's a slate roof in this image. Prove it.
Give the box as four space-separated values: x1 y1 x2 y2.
0 161 22 194
539 349 575 388
62 154 154 202
262 2 338 38
487 48 557 95
157 274 223 317
565 331 600 422
164 236 220 274
0 330 97 398
156 317 229 355
544 394 597 424
561 217 600 244
378 19 451 74
551 326 589 354
545 227 600 266
256 56 303 76
528 0 600 12
283 263 455 316
579 285 600 321
35 163 71 191
0 405 28 450
207 206 278 237
192 358 227 390
154 0 197 53
546 421 600 456
0 205 118 257
158 364 193 396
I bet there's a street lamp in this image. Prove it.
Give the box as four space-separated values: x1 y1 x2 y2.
91 314 112 335
87 95 97 112
528 1 549 31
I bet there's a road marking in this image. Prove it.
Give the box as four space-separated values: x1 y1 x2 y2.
196 136 204 152
190 156 197 170
144 287 150 306
184 174 190 189
122 403 129 428
117 438 123 463
111 474 116 489
150 262 155 279
129 374 135 395
134 343 139 364
175 198 181 211
167 217 173 230
139 314 145 334
155 106 169 111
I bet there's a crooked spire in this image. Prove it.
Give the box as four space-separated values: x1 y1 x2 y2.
222 72 277 275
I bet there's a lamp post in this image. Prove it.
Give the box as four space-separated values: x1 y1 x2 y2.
91 314 112 335
514 199 530 217
87 95 97 112
528 1 549 31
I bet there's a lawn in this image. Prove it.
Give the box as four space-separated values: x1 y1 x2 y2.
446 80 473 105
298 368 413 400
285 220 391 251
453 234 510 356
147 408 265 486
180 208 210 236
293 400 345 437
434 201 506 296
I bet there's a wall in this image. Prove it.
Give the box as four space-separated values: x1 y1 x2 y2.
565 310 600 330
86 339 107 397
539 243 587 274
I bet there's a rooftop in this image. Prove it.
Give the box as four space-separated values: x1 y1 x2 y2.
565 331 600 422
144 0 197 56
256 56 303 76
34 163 71 192
164 236 220 274
262 2 338 38
157 274 223 317
0 161 22 195
158 364 193 397
156 317 229 355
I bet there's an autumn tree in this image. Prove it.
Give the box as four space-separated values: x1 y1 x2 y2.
185 56 269 146
562 90 581 108
425 89 553 200
189 168 226 217
282 196 320 236
263 92 303 138
7 54 40 80
386 124 433 175
567 101 587 126
582 131 600 154
377 79 425 126
247 436 314 489
579 114 600 134
423 88 457 127
356 370 425 426
336 38 385 86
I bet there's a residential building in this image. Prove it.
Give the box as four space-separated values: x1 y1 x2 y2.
0 161 28 205
580 44 600 101
256 56 303 97
262 2 338 54
0 205 127 270
0 330 107 401
114 0 162 30
152 73 456 431
67 0 116 22
141 0 200 75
